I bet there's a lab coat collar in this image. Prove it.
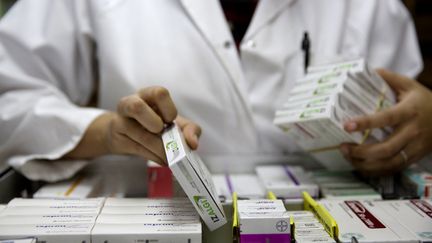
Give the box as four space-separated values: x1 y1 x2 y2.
180 0 257 133
244 0 297 41
180 0 232 48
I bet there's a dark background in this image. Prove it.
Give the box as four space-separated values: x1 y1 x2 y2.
403 0 432 88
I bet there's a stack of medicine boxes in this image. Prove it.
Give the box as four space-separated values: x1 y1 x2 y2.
274 59 396 170
92 198 201 242
0 198 103 242
0 198 202 243
286 210 336 243
321 199 432 242
237 199 291 243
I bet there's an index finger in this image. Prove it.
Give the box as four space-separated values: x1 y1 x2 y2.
138 86 178 123
117 95 164 133
344 102 416 132
376 69 413 92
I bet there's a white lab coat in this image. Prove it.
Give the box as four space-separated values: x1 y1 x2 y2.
0 0 423 182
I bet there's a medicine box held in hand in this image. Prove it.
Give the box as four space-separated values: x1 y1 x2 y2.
162 123 227 231
275 59 396 170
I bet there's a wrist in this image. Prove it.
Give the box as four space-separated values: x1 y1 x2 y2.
93 112 116 156
64 112 116 159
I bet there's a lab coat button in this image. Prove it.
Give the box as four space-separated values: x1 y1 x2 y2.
224 41 232 49
245 40 256 48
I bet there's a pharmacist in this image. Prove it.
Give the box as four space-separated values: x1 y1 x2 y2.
0 0 424 182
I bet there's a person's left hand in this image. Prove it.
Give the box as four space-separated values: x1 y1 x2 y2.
340 69 432 176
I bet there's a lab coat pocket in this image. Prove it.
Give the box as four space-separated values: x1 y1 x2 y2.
309 52 362 68
278 49 306 104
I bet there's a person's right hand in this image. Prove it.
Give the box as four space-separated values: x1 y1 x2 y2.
65 86 201 165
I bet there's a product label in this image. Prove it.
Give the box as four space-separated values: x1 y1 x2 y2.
165 140 180 161
410 200 432 219
275 220 289 232
344 201 385 229
300 108 327 119
193 196 220 223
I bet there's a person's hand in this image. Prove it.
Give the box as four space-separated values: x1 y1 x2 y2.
65 86 201 165
340 69 432 176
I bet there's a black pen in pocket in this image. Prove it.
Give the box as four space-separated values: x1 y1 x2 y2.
301 31 311 74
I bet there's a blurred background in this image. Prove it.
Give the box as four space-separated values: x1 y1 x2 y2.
0 0 430 86
403 0 432 88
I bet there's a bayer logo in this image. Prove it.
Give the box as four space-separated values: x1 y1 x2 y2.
275 220 289 232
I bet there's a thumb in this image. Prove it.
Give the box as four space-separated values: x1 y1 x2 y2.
183 123 201 150
175 116 202 150
376 68 413 92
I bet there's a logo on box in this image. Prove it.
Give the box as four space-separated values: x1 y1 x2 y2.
193 196 220 223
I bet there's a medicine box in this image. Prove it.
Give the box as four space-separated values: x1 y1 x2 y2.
162 123 227 231
237 199 290 243
320 199 418 242
33 174 101 199
375 199 432 242
275 59 395 170
91 223 202 243
0 224 93 243
212 173 265 201
255 165 318 199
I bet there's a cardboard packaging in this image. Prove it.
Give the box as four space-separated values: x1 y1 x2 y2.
0 224 93 243
212 173 266 202
212 174 233 203
320 199 418 242
103 197 191 207
375 199 432 243
91 223 202 243
95 197 201 242
147 161 174 198
228 174 266 199
285 211 335 243
95 214 199 224
1 205 102 216
33 174 101 199
0 214 98 225
100 206 196 215
255 165 319 199
319 188 382 200
0 238 36 243
310 171 382 200
295 236 336 243
0 197 202 243
7 198 105 207
237 199 290 243
162 123 227 231
403 165 432 198
239 211 291 243
237 199 286 213
0 199 100 242
275 59 395 170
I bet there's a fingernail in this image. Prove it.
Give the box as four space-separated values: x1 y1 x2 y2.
345 121 357 132
192 134 199 148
